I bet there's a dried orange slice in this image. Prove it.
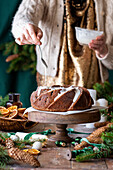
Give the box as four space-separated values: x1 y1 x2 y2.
8 109 18 119
0 108 10 115
0 106 6 110
23 149 40 155
18 108 26 113
8 105 17 112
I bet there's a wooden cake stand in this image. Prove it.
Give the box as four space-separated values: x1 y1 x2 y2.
28 109 100 143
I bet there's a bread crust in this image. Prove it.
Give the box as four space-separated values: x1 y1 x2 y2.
30 86 93 112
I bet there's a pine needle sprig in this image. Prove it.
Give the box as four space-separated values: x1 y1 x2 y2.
0 95 9 106
93 83 105 98
14 139 34 149
101 132 113 147
108 124 113 129
0 41 37 74
99 109 113 122
14 138 46 149
75 150 97 162
2 42 15 56
93 81 113 105
75 147 111 162
0 135 6 142
0 146 11 168
0 133 9 141
96 149 110 159
104 81 113 94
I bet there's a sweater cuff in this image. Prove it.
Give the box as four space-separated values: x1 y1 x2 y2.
96 52 109 61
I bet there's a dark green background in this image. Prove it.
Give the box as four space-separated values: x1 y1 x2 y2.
0 0 113 108
0 0 37 107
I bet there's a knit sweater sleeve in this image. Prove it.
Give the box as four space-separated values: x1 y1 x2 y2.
12 0 45 38
99 45 113 70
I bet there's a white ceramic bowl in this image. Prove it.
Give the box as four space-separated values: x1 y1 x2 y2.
75 27 103 45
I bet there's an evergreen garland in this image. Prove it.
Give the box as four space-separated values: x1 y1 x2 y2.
0 41 37 74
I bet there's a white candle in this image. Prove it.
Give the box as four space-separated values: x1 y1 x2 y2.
96 98 108 107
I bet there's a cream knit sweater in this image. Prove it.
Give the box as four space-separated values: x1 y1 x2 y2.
12 0 113 82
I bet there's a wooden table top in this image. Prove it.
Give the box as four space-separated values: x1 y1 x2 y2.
6 123 112 170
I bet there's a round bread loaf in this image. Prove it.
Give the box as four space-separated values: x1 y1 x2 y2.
30 86 93 112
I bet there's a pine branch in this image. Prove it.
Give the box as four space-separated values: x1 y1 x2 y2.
0 95 9 106
75 124 113 162
104 81 113 94
0 146 11 168
93 83 105 98
75 150 97 162
14 138 46 149
0 133 9 141
0 41 37 74
99 109 113 122
101 131 113 147
75 147 111 162
14 139 34 149
93 82 113 105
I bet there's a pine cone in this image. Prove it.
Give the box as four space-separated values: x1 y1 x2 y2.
94 121 109 128
74 123 113 150
6 54 19 62
5 138 14 149
8 147 40 167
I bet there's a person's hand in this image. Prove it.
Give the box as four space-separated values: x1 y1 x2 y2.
88 34 108 58
15 23 43 45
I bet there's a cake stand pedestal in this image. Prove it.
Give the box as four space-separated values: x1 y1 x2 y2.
28 109 100 143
